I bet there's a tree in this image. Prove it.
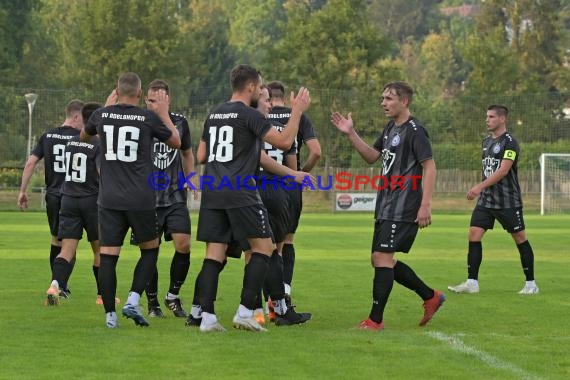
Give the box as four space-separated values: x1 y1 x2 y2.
473 0 564 92
37 0 189 95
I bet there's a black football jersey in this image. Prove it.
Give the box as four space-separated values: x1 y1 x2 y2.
154 113 192 207
477 132 522 209
260 120 297 180
200 101 272 209
84 104 173 210
268 105 317 170
31 126 80 195
372 117 433 222
61 136 100 197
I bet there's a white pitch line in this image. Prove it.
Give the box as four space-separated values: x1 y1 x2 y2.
426 331 540 380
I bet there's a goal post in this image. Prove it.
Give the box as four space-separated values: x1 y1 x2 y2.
540 153 570 215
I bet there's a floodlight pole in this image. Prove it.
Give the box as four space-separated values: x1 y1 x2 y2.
24 93 38 159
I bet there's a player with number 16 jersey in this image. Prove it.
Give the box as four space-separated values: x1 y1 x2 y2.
84 104 173 210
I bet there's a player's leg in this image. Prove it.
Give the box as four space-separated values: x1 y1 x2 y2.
163 204 191 317
282 187 302 296
388 222 445 326
46 193 62 269
123 210 161 327
194 208 231 332
46 238 79 306
358 246 394 331
261 188 310 326
98 207 129 328
46 195 82 305
449 206 492 294
230 205 273 332
498 208 538 294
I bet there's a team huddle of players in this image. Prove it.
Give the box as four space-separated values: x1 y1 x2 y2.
18 64 538 332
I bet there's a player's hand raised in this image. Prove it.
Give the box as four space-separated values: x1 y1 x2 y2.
331 112 354 135
105 89 118 106
290 87 311 113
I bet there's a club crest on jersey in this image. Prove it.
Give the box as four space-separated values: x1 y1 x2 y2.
153 142 178 170
493 143 501 154
381 149 396 175
391 135 400 147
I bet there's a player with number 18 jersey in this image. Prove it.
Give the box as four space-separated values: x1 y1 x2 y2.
199 101 272 210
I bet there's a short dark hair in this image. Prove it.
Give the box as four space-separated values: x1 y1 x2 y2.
267 81 285 99
383 81 414 105
81 102 102 122
230 64 261 92
117 72 142 98
66 99 84 117
488 104 509 117
147 79 169 95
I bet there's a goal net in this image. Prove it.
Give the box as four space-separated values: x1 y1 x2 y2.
540 153 570 215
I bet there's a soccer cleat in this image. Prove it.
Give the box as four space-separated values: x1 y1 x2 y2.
419 289 446 326
185 314 202 327
199 319 226 333
45 285 60 306
59 288 71 299
122 304 150 327
518 284 539 295
96 295 121 305
164 297 188 318
283 295 312 322
357 318 384 330
233 313 268 332
106 312 118 328
148 305 165 318
275 308 311 326
447 280 479 294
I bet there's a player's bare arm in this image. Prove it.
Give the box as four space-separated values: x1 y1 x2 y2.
265 87 310 150
260 150 316 186
330 112 381 164
17 155 40 210
196 140 206 164
301 138 321 172
416 158 436 228
467 159 514 200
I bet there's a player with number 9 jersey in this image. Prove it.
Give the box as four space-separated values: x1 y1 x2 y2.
84 104 173 210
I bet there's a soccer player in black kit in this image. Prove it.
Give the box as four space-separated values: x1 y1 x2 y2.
133 79 194 318
448 105 539 295
193 64 310 332
45 102 110 306
19 99 85 297
331 81 445 330
81 72 181 328
267 81 321 300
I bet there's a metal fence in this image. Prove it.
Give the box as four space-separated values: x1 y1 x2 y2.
1 86 569 196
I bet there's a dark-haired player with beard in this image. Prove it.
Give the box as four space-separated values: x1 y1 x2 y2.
192 64 310 332
331 81 445 330
19 99 85 298
81 72 181 328
131 79 194 319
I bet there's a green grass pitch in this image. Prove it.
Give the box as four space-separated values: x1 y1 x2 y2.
0 211 568 379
